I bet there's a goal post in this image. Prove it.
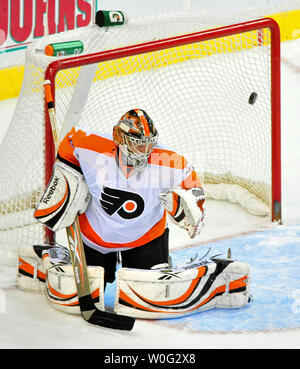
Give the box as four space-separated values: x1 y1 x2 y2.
0 15 281 261
44 17 281 219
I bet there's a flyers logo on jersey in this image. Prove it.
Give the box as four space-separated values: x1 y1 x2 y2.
100 186 145 219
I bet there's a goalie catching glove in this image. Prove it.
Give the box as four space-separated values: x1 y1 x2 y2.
159 187 205 238
34 161 91 231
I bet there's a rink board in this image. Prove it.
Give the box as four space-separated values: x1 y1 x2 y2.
105 224 300 332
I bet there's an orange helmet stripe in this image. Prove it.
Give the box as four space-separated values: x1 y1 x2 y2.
140 115 150 137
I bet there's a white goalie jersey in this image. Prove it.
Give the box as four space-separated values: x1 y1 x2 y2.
55 126 204 253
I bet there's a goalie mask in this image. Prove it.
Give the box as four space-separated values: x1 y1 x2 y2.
113 109 158 170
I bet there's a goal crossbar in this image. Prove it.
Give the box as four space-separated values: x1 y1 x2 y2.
44 17 281 233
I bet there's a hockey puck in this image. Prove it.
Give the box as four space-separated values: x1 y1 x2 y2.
248 92 258 105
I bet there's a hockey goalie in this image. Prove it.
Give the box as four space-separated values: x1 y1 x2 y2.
18 109 250 318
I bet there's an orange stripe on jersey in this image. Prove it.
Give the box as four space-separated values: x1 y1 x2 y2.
149 148 187 169
74 133 116 158
58 127 117 165
78 211 167 249
58 127 80 167
181 170 203 189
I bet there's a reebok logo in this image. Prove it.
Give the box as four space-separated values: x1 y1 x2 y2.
100 186 144 219
43 176 60 204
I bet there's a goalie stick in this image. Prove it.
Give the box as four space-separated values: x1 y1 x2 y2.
43 79 135 331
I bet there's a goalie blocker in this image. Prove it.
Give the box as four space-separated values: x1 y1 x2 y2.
33 161 90 231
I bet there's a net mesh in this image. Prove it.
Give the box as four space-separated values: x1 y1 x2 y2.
0 13 276 263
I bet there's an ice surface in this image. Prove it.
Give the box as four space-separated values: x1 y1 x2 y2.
0 36 300 349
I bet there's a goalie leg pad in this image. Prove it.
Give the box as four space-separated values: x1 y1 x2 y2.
17 245 106 315
46 264 105 315
115 260 250 319
17 246 48 293
17 244 73 293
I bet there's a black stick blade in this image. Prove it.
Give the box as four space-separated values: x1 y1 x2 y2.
79 295 135 331
86 309 135 331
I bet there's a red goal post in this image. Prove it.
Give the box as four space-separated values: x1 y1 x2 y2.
43 17 281 242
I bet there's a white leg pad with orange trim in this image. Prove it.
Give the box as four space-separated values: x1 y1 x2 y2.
114 260 250 319
17 244 70 293
17 245 105 315
46 264 105 315
17 246 47 293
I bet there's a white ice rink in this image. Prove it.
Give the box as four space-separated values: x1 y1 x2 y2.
0 36 300 349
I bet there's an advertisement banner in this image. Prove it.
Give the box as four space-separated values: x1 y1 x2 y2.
0 0 97 54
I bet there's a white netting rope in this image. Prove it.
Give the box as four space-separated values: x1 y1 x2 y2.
0 12 275 262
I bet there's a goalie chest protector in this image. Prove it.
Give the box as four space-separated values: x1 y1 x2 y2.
58 127 196 253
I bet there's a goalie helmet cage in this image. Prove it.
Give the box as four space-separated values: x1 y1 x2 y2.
0 16 281 257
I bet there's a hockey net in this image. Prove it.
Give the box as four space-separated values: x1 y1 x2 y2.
0 14 281 264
